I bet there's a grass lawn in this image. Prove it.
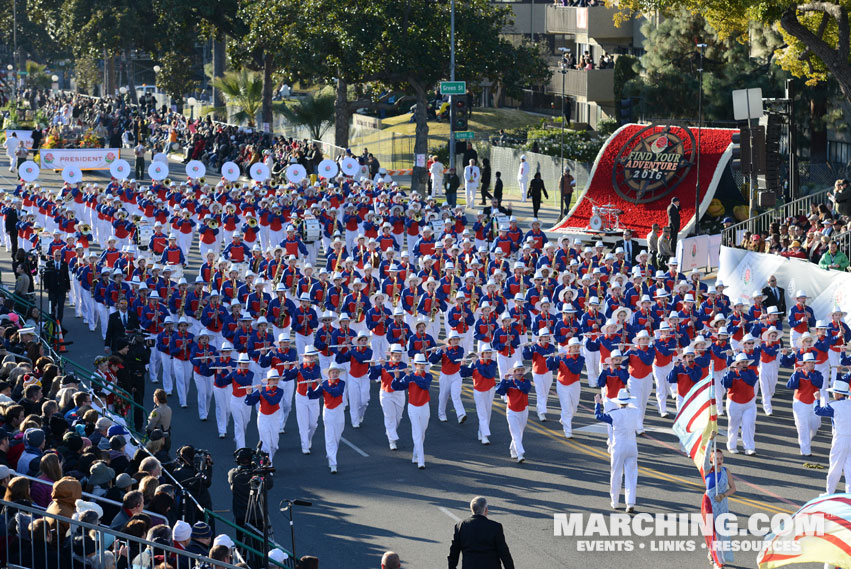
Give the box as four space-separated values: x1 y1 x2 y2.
376 107 542 140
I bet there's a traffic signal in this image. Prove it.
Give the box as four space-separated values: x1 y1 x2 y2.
758 113 782 192
730 127 750 172
452 97 469 131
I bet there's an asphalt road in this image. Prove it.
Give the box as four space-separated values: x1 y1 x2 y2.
0 151 831 569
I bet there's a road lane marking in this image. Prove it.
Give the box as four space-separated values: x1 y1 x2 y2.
341 436 369 457
438 506 461 522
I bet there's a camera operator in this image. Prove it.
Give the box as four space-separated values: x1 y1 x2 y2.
171 445 213 526
43 249 70 322
114 334 150 431
228 447 274 548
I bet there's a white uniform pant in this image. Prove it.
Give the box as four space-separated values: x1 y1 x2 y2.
497 353 517 383
556 381 581 437
438 372 465 421
758 360 779 414
653 363 674 415
464 182 476 204
506 408 528 458
532 371 553 416
610 442 638 507
319 354 333 373
159 353 174 395
829 350 842 386
279 380 295 432
792 399 820 455
82 290 96 329
826 434 851 494
230 395 252 449
213 386 232 436
408 403 430 467
295 333 314 360
372 334 389 362
790 329 806 351
816 361 831 402
173 359 192 407
584 348 601 388
347 373 370 428
295 392 320 452
97 303 109 340
627 374 652 431
380 389 405 443
257 409 282 462
193 372 213 420
474 387 495 439
323 405 345 468
71 278 82 316
726 399 756 452
518 179 528 202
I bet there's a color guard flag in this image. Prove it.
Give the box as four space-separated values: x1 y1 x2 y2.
672 376 718 477
757 493 851 568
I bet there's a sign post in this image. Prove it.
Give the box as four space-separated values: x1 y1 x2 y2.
732 88 763 226
440 81 466 96
454 131 474 141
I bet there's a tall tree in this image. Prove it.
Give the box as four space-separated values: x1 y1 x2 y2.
614 0 851 106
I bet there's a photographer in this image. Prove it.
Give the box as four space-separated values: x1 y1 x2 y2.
171 445 213 526
114 335 150 431
43 249 70 322
228 447 274 548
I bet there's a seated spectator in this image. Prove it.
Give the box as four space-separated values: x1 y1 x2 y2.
31 452 63 508
819 240 850 271
45 476 82 540
781 240 808 259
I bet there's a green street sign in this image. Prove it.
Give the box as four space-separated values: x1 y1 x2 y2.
440 81 466 95
455 131 474 140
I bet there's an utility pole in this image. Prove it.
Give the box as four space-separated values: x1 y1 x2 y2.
693 43 707 237
12 0 17 95
786 79 798 200
449 0 456 174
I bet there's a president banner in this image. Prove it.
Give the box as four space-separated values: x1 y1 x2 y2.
38 148 120 171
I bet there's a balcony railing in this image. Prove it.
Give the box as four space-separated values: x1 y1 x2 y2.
546 5 633 40
548 68 615 102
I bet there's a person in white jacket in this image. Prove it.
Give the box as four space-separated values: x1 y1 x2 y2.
429 156 444 199
463 159 480 207
517 155 530 203
815 380 851 494
594 389 640 512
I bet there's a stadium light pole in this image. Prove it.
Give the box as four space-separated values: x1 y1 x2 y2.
694 43 707 237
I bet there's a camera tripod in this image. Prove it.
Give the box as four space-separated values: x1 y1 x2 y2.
244 473 273 569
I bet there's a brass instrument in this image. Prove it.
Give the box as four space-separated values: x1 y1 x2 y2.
179 287 188 316
354 291 364 323
412 284 420 318
247 218 258 228
471 288 479 313
334 245 344 273
391 274 400 307
208 220 219 230
290 270 298 297
79 224 91 233
195 293 207 320
273 258 284 286
430 293 438 323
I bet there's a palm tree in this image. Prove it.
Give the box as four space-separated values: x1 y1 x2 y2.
25 61 52 90
277 91 335 140
210 70 263 127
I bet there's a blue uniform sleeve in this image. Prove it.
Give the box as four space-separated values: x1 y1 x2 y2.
814 403 835 417
786 373 800 390
594 402 613 424
324 380 345 398
245 390 261 406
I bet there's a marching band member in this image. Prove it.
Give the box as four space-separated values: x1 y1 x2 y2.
346 331 374 428
190 331 218 421
723 353 759 455
260 333 298 434
815 379 851 494
246 369 285 462
308 362 346 473
155 315 177 394
597 349 629 449
229 353 255 450
430 331 467 424
788 290 815 349
371 344 409 450
786 352 823 456
623 330 655 434
547 337 585 439
652 322 678 418
460 343 497 444
170 316 195 409
287 346 322 454
495 361 531 463
755 326 782 415
212 341 236 439
492 312 521 381
594 390 640 513
522 327 555 422
391 353 433 469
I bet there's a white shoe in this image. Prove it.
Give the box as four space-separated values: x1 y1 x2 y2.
481 437 490 445
302 449 311 455
728 448 739 454
510 451 517 459
330 466 337 474
438 416 448 422
458 415 467 424
564 433 573 439
745 449 756 456
625 505 635 514
389 440 397 451
418 464 425 470
611 502 618 510
517 455 525 464
538 413 547 422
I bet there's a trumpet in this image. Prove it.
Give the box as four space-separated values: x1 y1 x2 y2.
208 220 219 230
79 224 91 233
247 218 258 228
132 215 142 224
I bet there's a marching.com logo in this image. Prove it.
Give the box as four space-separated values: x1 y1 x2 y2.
553 513 824 553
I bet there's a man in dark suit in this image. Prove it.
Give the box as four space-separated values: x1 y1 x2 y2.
4 200 20 261
666 197 681 252
448 497 514 569
614 228 639 266
105 297 140 353
761 274 786 314
44 249 71 322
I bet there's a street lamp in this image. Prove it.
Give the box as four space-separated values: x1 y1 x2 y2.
51 74 59 91
187 96 197 120
694 43 707 237
152 65 161 74
558 47 570 217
